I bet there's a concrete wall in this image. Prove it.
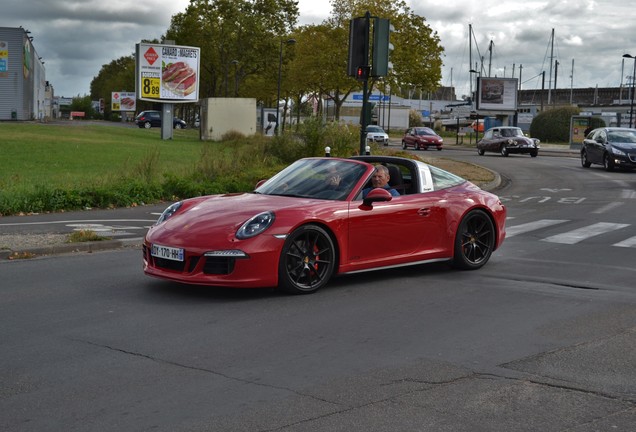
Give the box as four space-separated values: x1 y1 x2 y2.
199 97 256 141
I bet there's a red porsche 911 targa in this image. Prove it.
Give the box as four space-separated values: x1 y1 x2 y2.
143 155 506 294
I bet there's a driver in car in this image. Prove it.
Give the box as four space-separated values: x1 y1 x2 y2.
362 165 400 198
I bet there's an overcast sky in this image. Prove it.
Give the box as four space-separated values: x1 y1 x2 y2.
5 0 635 100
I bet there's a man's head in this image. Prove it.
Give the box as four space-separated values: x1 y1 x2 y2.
370 165 390 188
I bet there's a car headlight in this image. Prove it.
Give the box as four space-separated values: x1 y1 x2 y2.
611 147 626 156
236 211 275 239
156 201 183 225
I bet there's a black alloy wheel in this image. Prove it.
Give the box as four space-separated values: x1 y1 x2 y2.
279 225 336 294
452 209 495 270
581 150 591 168
477 148 485 156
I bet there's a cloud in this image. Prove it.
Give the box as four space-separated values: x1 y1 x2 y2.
5 0 634 98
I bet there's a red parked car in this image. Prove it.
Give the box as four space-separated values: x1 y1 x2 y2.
402 127 444 151
143 156 506 294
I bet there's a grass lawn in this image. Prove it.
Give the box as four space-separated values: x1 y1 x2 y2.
0 122 203 190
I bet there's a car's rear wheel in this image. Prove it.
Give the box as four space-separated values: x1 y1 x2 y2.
174 123 182 129
603 153 615 172
279 224 336 294
477 148 485 156
500 145 509 157
581 150 592 167
452 210 495 270
144 122 152 129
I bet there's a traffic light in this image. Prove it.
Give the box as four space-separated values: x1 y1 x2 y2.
348 17 369 77
356 66 370 81
371 18 393 77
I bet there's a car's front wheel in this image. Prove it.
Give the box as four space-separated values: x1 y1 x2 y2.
452 210 495 270
477 148 485 156
402 141 407 150
603 153 615 172
500 145 509 157
279 224 336 294
581 150 592 167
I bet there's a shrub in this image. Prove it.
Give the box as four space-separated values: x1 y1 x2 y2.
529 106 581 142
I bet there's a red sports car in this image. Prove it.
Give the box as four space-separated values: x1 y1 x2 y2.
143 155 506 294
401 127 444 151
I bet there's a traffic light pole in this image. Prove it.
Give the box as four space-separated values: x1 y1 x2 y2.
359 76 369 155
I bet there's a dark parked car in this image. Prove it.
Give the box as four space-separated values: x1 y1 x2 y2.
401 127 443 151
580 127 636 171
477 126 539 157
135 110 187 129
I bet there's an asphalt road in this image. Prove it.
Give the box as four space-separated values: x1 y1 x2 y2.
1 145 635 431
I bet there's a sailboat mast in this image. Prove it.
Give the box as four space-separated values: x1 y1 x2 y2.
548 28 554 105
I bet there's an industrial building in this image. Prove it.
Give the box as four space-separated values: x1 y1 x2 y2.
0 26 50 121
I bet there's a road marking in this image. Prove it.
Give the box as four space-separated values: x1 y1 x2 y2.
506 219 569 237
592 202 624 214
613 236 636 248
0 219 156 227
620 189 636 199
542 222 630 245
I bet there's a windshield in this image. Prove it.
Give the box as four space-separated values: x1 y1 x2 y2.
608 130 636 143
367 126 384 133
415 128 435 136
255 158 368 200
501 128 523 137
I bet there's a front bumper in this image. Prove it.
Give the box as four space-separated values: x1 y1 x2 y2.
142 238 283 288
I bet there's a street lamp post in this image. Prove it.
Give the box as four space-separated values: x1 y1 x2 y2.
623 54 636 128
276 38 296 135
469 69 480 141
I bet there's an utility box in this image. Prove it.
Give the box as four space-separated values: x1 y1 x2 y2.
199 98 257 141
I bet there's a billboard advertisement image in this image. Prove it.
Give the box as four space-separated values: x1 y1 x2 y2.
111 91 136 112
136 43 200 103
476 77 518 111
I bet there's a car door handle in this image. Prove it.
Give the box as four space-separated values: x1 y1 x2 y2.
417 208 431 217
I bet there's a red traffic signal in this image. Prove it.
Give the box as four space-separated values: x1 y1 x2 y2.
356 66 370 81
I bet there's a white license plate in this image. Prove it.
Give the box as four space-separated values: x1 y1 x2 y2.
151 244 184 261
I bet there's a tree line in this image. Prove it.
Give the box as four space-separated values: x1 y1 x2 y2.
86 0 444 123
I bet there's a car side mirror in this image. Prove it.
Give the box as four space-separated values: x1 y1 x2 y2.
359 188 393 210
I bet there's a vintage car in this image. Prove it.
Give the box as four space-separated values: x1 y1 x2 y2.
580 127 636 171
477 126 540 157
143 156 506 294
401 127 443 151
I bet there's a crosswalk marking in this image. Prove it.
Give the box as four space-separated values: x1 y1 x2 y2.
506 219 568 237
542 222 630 245
613 236 636 248
506 219 636 248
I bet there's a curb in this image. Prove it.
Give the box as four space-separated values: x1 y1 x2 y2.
1 237 143 260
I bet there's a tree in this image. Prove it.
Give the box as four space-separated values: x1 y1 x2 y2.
327 0 444 99
90 55 136 119
287 24 361 121
165 0 299 103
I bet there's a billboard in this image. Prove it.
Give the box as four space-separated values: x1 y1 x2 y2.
111 91 136 112
135 43 200 103
475 77 518 111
